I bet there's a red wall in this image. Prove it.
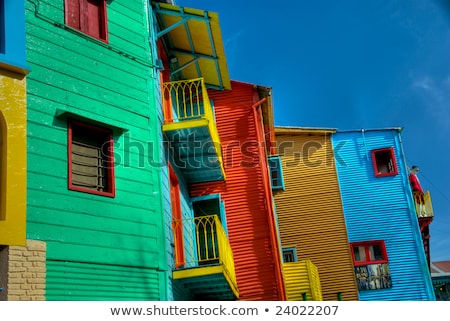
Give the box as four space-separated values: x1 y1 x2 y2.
189 81 284 300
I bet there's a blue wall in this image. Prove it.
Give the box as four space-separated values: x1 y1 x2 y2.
332 128 434 300
0 0 27 69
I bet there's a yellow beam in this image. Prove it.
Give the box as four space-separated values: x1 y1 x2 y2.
173 265 224 279
275 127 336 135
163 119 209 132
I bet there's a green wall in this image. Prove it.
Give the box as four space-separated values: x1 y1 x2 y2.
25 0 166 300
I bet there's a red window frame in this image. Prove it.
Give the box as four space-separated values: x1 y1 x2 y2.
65 0 108 42
371 147 398 177
68 119 115 197
351 240 388 266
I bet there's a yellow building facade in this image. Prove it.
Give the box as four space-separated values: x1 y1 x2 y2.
0 67 27 246
275 127 359 300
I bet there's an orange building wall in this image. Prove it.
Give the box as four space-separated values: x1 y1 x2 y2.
189 81 284 301
274 130 359 301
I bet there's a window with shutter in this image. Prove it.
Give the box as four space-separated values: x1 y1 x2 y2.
65 0 108 42
68 120 115 197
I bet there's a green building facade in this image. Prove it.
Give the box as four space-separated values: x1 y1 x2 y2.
25 0 167 300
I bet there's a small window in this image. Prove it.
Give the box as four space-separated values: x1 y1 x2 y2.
65 0 108 42
371 147 398 177
68 120 115 197
351 241 388 266
282 248 297 263
268 156 285 190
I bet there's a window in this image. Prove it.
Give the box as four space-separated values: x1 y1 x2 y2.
351 241 388 266
68 120 115 197
351 240 392 290
371 147 398 177
268 156 285 190
65 0 108 42
282 248 297 263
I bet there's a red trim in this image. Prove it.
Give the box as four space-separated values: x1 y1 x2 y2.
169 164 185 268
158 39 173 122
371 147 398 177
350 240 388 266
252 92 286 300
67 119 115 197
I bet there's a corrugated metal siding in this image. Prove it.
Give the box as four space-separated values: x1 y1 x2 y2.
275 132 359 301
189 81 283 301
46 260 161 300
332 129 434 301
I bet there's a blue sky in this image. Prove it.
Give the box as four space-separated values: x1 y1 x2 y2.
175 0 450 262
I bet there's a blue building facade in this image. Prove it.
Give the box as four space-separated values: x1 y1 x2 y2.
332 128 435 300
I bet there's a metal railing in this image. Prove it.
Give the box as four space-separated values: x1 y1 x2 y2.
163 78 212 122
413 191 434 218
162 78 224 175
172 215 236 285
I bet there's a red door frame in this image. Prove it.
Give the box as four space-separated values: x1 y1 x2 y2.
169 164 185 268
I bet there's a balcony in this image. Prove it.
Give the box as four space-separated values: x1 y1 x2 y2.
162 78 225 183
283 260 323 301
414 191 434 219
172 215 238 300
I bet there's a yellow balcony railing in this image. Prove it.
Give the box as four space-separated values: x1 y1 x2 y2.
283 260 323 301
163 78 210 122
172 215 237 287
413 191 434 218
162 78 224 178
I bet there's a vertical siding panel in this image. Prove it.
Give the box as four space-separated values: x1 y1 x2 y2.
332 129 434 300
189 81 283 300
275 130 359 301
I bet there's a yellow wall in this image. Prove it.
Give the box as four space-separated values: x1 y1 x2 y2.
0 68 27 246
275 129 359 301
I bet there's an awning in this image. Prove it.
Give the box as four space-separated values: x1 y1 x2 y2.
152 2 231 90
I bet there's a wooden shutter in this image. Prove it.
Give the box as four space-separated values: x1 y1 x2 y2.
65 0 81 30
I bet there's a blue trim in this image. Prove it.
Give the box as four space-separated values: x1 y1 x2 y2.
0 0 4 53
191 194 228 235
191 193 221 203
282 247 298 263
0 0 27 70
268 156 285 190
